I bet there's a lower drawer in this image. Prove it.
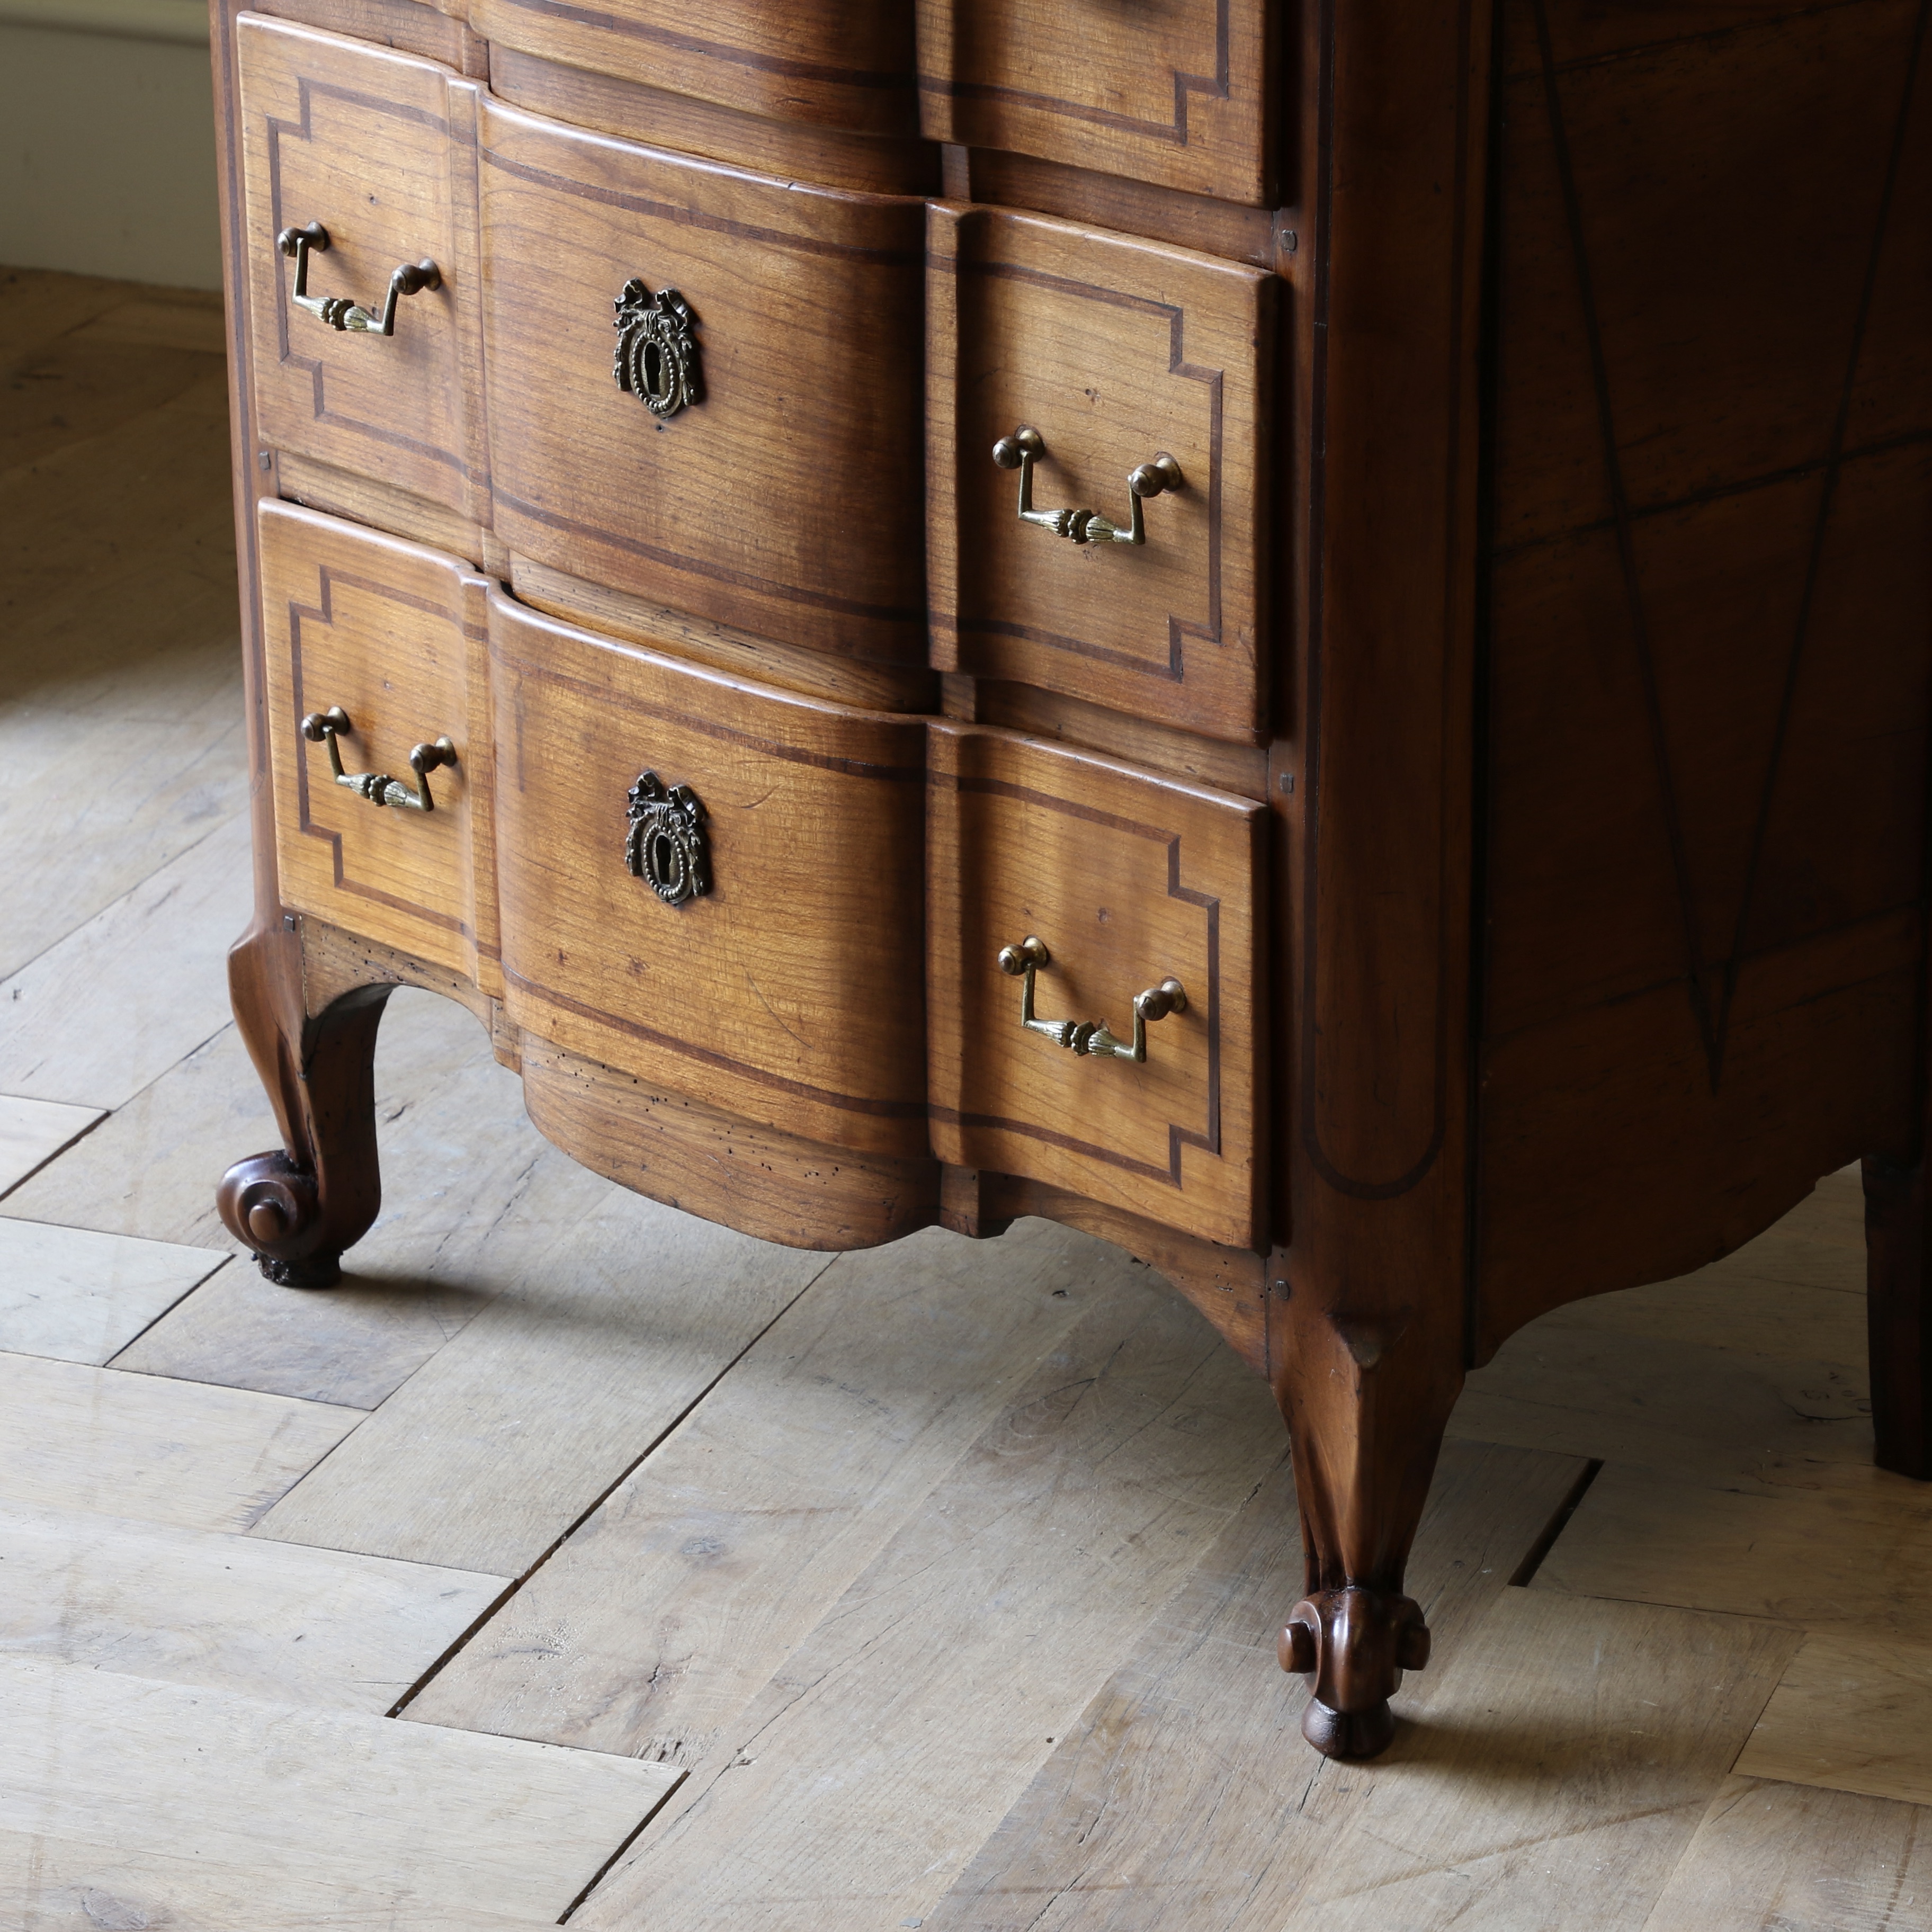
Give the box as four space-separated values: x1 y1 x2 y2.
489 594 929 1155
927 724 1267 1249
260 501 498 986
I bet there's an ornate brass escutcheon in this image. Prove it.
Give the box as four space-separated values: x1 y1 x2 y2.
625 772 710 905
997 936 1186 1065
276 223 441 336
300 706 456 812
613 279 702 419
991 426 1182 546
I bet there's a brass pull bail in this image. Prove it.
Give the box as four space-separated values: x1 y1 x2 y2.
997 936 1186 1065
991 426 1182 546
300 706 456 813
277 222 441 336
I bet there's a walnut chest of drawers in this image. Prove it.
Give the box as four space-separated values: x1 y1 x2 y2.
209 0 1932 1757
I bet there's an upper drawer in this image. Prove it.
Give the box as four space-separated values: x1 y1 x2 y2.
480 99 928 667
258 500 499 988
918 0 1274 204
928 204 1277 743
491 592 930 1157
470 0 917 139
927 723 1267 1250
237 15 488 519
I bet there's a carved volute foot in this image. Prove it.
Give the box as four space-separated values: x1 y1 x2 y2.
217 1150 342 1287
1278 1586 1430 1760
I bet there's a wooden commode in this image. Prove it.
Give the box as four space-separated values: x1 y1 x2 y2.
209 0 1932 1759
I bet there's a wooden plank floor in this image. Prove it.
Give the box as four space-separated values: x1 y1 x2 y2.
3 260 1930 1929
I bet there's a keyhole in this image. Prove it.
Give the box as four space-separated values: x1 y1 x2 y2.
650 829 678 890
642 341 665 401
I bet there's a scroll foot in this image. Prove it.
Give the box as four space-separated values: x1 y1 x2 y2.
1278 1586 1430 1761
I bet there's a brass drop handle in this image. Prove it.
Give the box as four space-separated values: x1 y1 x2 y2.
991 426 1182 546
997 936 1186 1064
277 222 441 336
301 706 457 813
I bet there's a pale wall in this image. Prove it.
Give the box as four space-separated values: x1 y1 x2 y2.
0 0 221 290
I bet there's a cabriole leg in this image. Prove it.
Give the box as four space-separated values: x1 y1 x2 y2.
1864 1155 1932 1480
216 921 391 1287
1270 1287 1462 1759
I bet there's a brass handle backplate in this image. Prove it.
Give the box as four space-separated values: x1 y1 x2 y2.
301 706 456 812
997 936 1186 1064
278 222 441 336
991 426 1182 546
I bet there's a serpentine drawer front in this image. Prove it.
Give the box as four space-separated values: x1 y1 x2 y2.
258 502 499 986
917 0 1273 203
480 100 928 667
237 15 488 519
470 0 917 137
490 594 929 1156
927 723 1266 1250
927 204 1275 742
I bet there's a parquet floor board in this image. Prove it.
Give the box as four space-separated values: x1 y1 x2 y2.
0 1215 225 1364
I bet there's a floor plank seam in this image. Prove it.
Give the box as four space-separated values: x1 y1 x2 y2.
0 807 249 996
555 1775 694 1926
1507 1455 1604 1587
384 1250 845 1722
0 1105 111 1206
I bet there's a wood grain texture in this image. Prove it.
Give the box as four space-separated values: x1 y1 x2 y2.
927 203 1274 742
275 448 485 564
487 44 938 195
955 146 1284 270
924 1440 1588 1931
0 1098 102 1199
1474 0 1932 1339
1642 1775 1932 1931
570 1272 1285 1931
0 1219 225 1366
512 1031 941 1250
0 1655 678 1925
918 0 1273 203
1533 1462 1932 1632
491 591 929 1155
965 678 1271 800
0 310 244 985
0 1497 505 1711
469 0 917 137
404 1216 1126 1757
0 811 252 1112
260 500 500 989
1247 1591 1797 1931
0 1350 360 1531
237 15 489 516
927 721 1266 1249
480 97 927 664
1736 1630 1932 1807
508 552 938 713
0 1835 560 1932
248 1179 830 1572
1476 913 1921 1348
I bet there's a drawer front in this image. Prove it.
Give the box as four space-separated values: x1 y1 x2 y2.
260 501 498 984
928 205 1275 744
927 724 1265 1248
918 0 1273 204
238 15 487 517
470 0 917 138
480 100 928 667
491 592 928 1155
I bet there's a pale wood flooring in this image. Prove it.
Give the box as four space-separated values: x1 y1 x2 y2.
2 262 1928 1929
